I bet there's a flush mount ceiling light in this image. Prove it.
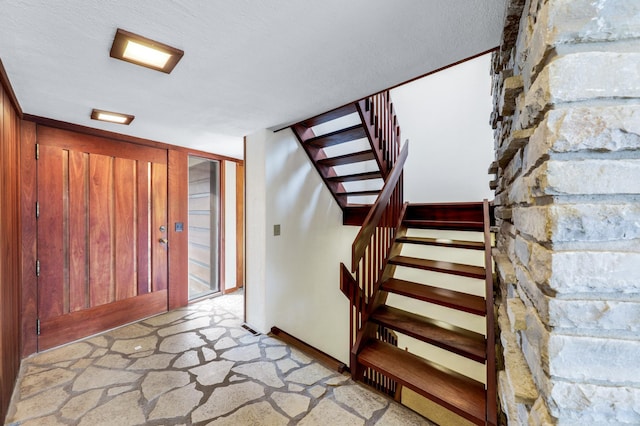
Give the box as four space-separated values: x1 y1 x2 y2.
110 28 184 73
91 108 135 125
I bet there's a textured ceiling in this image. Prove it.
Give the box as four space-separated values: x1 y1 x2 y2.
0 1 506 158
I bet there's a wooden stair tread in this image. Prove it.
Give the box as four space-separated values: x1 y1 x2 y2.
371 305 485 362
389 255 485 279
301 103 358 127
381 278 486 315
327 171 382 183
336 190 380 197
358 340 486 424
396 235 484 250
307 124 367 148
403 219 484 231
317 150 376 167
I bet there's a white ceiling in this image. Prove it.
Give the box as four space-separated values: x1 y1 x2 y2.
0 0 506 159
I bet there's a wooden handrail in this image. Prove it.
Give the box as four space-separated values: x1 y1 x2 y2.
357 91 402 178
483 199 497 426
352 141 408 271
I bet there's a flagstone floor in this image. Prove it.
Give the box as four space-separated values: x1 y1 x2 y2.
5 291 434 425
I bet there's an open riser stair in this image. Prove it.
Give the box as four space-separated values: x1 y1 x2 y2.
292 91 401 225
292 92 496 424
342 201 497 426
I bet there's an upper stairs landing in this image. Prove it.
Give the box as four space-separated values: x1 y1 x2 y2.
291 92 401 225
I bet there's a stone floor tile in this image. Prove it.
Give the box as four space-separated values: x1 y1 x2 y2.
141 370 191 401
107 385 134 396
229 375 244 382
325 374 351 386
214 336 237 350
334 384 388 419
143 310 191 326
9 387 68 422
60 388 103 420
159 331 207 353
298 399 365 426
265 345 287 360
86 335 109 347
128 353 176 370
73 366 141 392
190 360 234 386
202 347 217 361
375 401 435 425
290 348 313 364
157 316 212 337
230 328 248 338
71 358 94 370
173 350 200 368
271 391 311 417
21 414 65 425
89 348 108 358
206 401 289 426
286 363 335 385
129 349 155 358
107 323 155 339
191 381 265 423
94 353 131 369
78 391 145 426
220 343 261 361
309 385 326 399
30 342 92 364
148 383 203 420
201 326 227 342
288 383 305 392
218 318 243 328
110 335 158 354
232 361 285 388
18 367 76 399
277 358 299 374
261 336 287 346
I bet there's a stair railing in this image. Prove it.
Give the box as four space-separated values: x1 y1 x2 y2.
483 199 497 425
357 90 401 177
341 141 408 372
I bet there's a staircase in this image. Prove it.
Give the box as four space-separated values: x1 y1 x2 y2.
350 202 496 425
291 91 401 225
292 92 496 425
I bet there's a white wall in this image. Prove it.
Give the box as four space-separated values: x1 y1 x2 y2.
245 128 357 364
391 53 495 203
223 161 237 290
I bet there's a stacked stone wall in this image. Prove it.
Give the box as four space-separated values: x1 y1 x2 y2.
490 0 640 424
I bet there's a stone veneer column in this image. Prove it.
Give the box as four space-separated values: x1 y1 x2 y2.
490 0 640 424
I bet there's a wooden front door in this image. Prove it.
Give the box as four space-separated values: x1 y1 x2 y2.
36 126 169 351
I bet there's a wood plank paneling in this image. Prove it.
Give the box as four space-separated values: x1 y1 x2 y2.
168 150 188 309
37 125 167 164
137 161 150 295
37 145 65 319
39 290 167 351
1 74 22 423
20 121 37 358
89 154 114 307
68 151 88 312
236 162 244 288
114 157 136 300
151 163 168 291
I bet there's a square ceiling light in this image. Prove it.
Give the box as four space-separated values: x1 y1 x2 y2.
110 28 184 73
91 108 135 125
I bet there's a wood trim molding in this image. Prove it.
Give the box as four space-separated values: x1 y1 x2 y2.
235 163 245 288
219 161 227 293
0 58 23 117
23 114 244 163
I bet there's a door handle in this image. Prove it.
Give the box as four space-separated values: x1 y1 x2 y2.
159 238 168 246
